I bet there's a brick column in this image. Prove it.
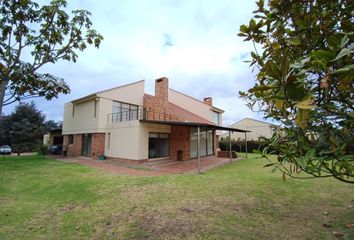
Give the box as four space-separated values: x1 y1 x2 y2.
90 133 105 159
170 126 190 161
64 134 83 157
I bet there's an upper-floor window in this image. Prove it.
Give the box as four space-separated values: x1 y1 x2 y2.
213 111 219 125
112 101 138 122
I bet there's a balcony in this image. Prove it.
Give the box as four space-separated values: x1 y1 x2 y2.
107 108 181 123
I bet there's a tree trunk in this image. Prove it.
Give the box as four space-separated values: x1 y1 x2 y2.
0 80 8 117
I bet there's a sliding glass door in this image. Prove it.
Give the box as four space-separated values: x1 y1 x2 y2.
148 133 170 158
190 127 214 158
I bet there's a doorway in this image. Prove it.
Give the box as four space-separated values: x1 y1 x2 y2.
82 134 92 157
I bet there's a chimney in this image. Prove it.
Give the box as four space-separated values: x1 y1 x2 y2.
154 77 169 111
203 97 213 106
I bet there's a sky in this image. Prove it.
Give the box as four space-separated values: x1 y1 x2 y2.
3 0 270 126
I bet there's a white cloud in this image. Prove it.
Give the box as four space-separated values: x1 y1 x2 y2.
3 0 273 125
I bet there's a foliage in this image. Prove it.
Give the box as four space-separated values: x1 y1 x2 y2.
0 115 11 145
37 144 48 157
0 0 103 114
43 119 62 132
219 136 268 153
238 0 353 183
10 102 45 153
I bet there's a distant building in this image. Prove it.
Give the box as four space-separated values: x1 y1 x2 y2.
222 118 281 141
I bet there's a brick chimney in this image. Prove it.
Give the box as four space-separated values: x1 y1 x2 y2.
154 77 169 112
203 97 213 106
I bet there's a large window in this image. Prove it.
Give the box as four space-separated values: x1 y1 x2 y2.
213 111 219 125
112 101 138 122
149 133 170 158
190 127 214 158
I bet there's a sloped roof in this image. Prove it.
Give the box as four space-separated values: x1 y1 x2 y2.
144 94 214 125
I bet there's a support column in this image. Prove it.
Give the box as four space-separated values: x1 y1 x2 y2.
229 130 232 164
245 132 248 158
197 126 201 174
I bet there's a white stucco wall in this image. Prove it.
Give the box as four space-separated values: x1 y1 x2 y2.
63 80 145 135
105 121 171 160
99 80 144 106
63 100 101 134
168 89 215 123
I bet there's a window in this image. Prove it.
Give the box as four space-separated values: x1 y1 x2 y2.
190 127 214 158
112 101 139 122
213 111 219 125
148 133 170 158
68 135 74 144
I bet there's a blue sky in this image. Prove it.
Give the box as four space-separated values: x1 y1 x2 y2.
4 0 269 126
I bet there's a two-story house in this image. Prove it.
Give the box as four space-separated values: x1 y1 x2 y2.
62 77 246 161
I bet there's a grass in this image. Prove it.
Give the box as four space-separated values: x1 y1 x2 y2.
0 154 353 239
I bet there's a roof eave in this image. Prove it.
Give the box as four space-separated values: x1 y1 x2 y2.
71 94 98 104
140 120 250 132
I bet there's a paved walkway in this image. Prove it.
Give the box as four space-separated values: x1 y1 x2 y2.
55 156 242 176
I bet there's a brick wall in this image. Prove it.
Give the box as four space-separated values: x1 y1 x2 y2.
63 134 83 157
63 133 105 159
170 126 190 161
143 93 183 122
217 151 237 158
154 77 168 112
90 133 105 159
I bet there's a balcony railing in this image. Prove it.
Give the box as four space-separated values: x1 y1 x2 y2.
107 108 182 123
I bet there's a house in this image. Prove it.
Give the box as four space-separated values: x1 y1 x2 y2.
62 77 246 161
222 118 281 141
43 128 63 147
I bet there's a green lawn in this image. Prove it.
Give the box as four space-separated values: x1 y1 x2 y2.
1 154 353 239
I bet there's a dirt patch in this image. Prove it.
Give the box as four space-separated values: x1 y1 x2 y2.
59 204 78 213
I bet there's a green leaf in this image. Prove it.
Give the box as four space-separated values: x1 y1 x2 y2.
330 48 351 62
295 98 316 109
264 163 275 168
295 109 311 129
239 24 248 33
264 60 282 80
311 50 336 61
340 35 349 48
298 158 307 168
285 79 305 101
249 18 257 31
286 38 301 45
332 64 354 74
